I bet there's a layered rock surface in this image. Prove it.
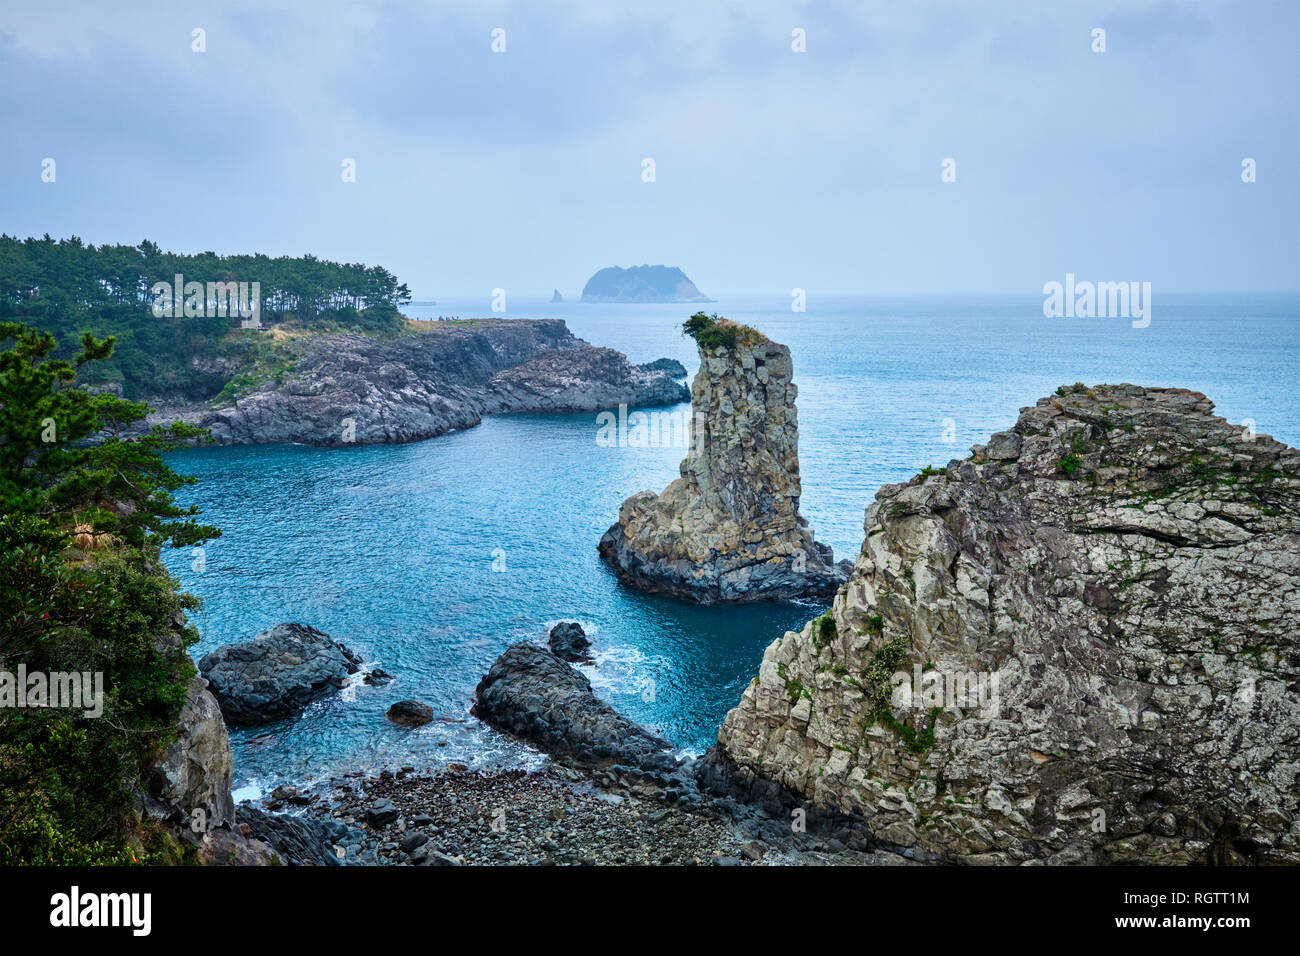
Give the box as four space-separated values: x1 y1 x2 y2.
712 384 1300 864
599 331 847 602
145 319 688 446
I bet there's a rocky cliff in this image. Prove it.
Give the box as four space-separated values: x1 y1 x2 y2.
145 319 688 446
143 668 236 829
710 384 1300 864
599 322 848 602
139 648 278 864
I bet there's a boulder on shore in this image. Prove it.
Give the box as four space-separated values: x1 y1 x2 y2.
472 642 676 772
198 623 363 726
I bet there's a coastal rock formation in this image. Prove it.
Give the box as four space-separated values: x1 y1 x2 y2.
640 357 689 379
472 642 677 772
143 670 236 828
237 806 363 865
145 319 688 446
548 621 592 662
484 346 688 413
599 318 848 603
387 700 435 726
710 384 1300 864
198 623 363 725
581 265 712 303
551 289 564 303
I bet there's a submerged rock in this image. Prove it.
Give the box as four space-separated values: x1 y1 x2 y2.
548 621 592 662
198 622 363 725
711 384 1300 864
599 320 848 603
472 642 676 771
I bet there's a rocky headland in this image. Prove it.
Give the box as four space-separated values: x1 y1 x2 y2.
599 315 849 603
144 318 688 446
706 384 1300 864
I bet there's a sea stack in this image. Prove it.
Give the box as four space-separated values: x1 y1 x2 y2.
706 384 1300 864
598 313 848 603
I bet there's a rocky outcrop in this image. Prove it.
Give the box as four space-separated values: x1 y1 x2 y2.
551 289 564 303
236 805 365 865
640 357 688 379
548 621 592 662
580 265 712 303
472 642 677 772
145 319 688 446
599 324 847 603
143 671 235 827
483 347 688 414
198 623 363 725
711 384 1300 864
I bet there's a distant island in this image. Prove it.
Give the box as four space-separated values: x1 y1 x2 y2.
580 265 713 303
551 289 564 303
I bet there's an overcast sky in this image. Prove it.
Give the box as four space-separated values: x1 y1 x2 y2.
2 0 1296 297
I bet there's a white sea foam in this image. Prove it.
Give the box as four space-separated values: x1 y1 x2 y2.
232 783 263 803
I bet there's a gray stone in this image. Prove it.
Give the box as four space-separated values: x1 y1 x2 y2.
473 642 676 772
387 700 435 726
548 621 592 662
986 430 1021 460
198 623 362 725
713 384 1300 864
144 670 235 827
366 798 399 828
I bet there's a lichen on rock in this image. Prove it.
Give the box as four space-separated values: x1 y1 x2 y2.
710 384 1300 864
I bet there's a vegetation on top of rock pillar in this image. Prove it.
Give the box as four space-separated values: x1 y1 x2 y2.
0 321 218 864
681 312 767 350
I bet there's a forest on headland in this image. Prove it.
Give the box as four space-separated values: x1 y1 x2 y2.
0 235 413 400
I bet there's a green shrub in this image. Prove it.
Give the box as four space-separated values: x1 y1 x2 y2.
681 312 765 350
0 322 217 864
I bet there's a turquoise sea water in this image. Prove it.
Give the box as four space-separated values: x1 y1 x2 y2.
162 294 1300 795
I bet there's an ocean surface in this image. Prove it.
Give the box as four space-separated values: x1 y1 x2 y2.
161 293 1300 797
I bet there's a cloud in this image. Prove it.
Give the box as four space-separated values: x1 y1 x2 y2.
1 0 1295 294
